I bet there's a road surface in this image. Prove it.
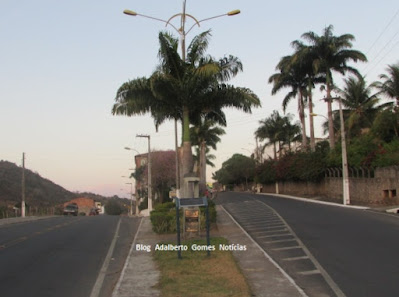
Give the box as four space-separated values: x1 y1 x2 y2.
0 215 140 297
216 192 399 297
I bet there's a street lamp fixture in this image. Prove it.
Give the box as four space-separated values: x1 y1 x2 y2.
123 9 137 16
227 10 241 16
125 147 141 155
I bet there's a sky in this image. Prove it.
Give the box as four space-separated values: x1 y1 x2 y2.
1 0 398 198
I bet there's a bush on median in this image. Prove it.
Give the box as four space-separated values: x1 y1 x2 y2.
150 199 216 234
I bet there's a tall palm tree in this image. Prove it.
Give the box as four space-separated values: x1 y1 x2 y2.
299 25 367 148
269 55 308 150
190 119 225 193
289 40 326 151
113 31 260 194
373 63 399 107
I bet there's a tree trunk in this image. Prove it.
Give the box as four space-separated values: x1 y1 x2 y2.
199 141 207 194
299 92 307 151
308 86 316 152
181 106 194 197
327 83 335 148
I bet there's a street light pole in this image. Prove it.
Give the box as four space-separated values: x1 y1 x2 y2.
125 182 133 215
21 152 26 218
338 97 350 205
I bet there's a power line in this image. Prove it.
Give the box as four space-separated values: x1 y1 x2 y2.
365 8 399 56
365 29 399 74
363 8 399 74
366 38 399 75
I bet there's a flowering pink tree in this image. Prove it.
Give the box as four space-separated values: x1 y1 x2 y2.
149 150 176 204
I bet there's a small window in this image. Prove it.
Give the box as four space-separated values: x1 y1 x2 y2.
382 189 397 199
383 190 389 198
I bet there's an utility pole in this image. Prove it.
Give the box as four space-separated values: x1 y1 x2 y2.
21 152 26 217
137 134 152 212
338 97 350 205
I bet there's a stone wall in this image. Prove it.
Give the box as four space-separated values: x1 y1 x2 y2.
259 166 399 206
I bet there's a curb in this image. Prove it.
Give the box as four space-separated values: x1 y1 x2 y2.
256 193 370 209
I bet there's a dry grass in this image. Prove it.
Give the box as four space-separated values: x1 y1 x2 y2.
154 237 252 297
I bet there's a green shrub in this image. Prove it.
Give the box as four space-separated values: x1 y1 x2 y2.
150 199 216 234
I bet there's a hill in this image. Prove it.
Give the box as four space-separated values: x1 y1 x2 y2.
0 160 77 207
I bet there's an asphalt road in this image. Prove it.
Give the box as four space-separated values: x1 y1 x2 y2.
216 192 399 297
0 215 140 297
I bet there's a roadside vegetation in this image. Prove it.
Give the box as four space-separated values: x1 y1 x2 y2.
150 200 216 234
214 25 399 189
113 24 399 207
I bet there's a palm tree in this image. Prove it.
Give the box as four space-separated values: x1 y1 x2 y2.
190 119 225 194
255 111 299 159
269 55 308 150
113 31 260 195
337 75 388 139
281 114 302 151
373 63 399 107
288 40 326 151
299 25 367 148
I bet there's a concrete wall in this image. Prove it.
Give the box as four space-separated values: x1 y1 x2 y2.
259 166 399 206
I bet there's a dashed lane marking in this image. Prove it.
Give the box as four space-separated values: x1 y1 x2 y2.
298 270 321 276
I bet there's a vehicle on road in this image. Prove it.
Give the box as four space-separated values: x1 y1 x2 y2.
63 204 79 216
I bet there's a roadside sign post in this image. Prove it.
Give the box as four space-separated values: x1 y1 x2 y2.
175 197 210 259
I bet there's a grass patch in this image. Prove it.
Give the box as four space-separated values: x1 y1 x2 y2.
154 237 251 297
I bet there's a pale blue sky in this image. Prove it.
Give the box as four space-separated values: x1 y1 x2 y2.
1 0 398 197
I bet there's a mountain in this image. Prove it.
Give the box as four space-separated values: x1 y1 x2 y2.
0 160 77 207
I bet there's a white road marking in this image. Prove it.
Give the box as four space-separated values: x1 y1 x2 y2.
90 218 122 297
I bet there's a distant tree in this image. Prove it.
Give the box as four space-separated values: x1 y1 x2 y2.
371 108 399 142
255 111 301 159
105 200 123 215
373 63 399 107
213 154 255 189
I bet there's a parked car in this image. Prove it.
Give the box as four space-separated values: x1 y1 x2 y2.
63 204 78 216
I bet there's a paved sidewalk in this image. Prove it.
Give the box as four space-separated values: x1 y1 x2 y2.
112 217 161 297
0 216 55 227
112 206 306 297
